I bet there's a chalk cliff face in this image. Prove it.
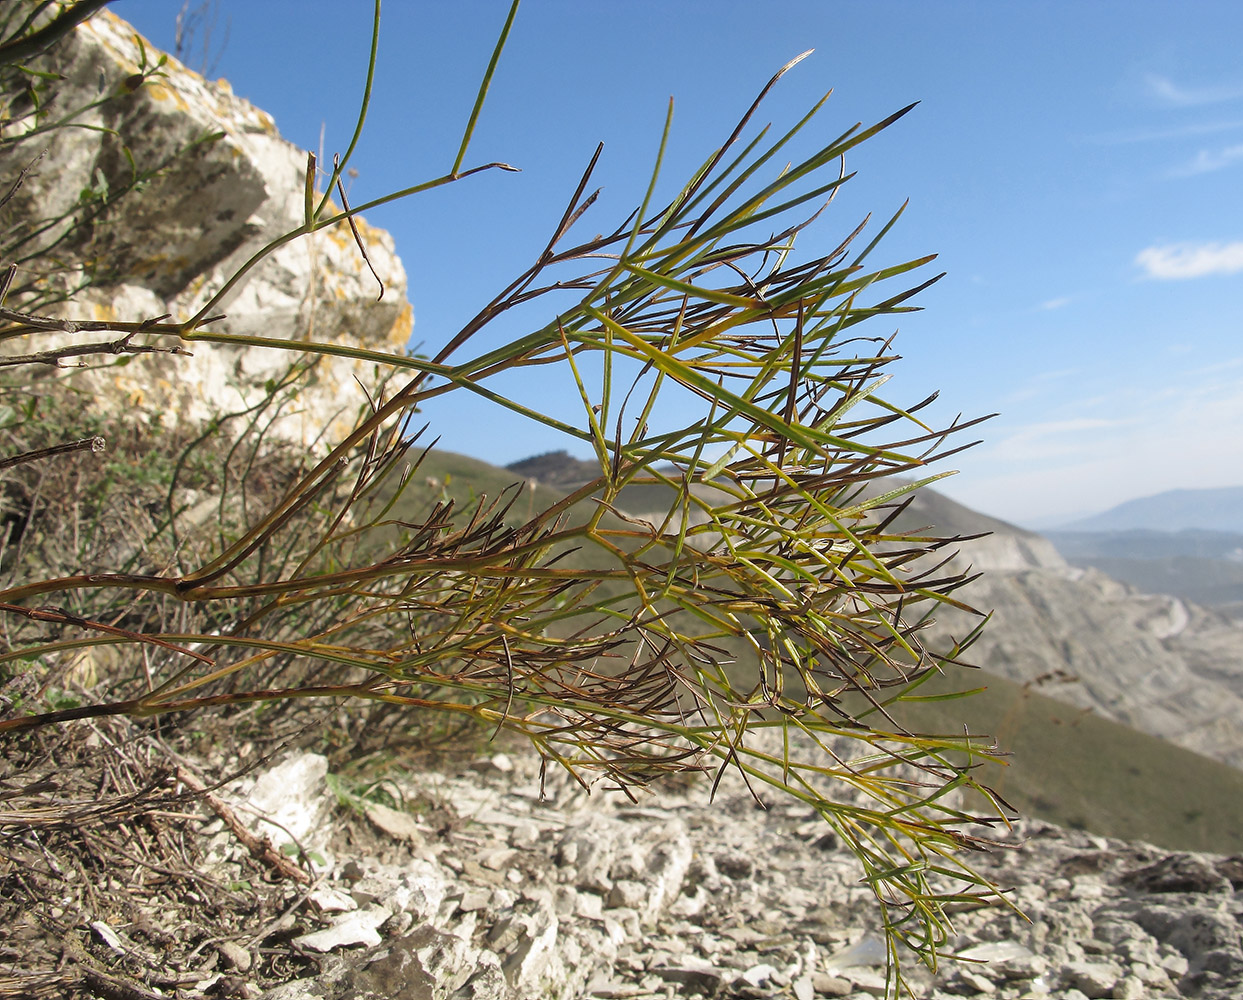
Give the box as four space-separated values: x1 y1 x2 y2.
0 5 413 448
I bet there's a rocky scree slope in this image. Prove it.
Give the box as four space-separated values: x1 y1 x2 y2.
209 742 1243 1000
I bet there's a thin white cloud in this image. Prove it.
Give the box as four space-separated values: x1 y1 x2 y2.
1090 120 1243 145
1170 143 1243 176
1146 74 1243 107
1185 355 1243 377
1039 296 1071 311
988 418 1133 462
949 370 1243 525
1001 367 1082 405
1135 241 1243 280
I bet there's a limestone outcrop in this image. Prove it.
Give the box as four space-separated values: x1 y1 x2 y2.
0 4 412 448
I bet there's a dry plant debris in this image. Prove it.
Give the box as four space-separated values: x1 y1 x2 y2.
0 714 330 999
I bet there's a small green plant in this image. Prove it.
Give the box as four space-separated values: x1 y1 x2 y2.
0 3 1013 994
279 842 327 869
325 771 403 815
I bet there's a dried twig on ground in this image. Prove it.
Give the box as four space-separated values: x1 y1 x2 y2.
175 765 313 885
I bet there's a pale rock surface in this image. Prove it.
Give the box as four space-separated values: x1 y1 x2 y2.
240 752 335 856
211 749 1243 1000
0 5 413 449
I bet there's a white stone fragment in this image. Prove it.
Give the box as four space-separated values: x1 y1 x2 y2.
307 885 357 913
242 753 334 854
363 801 423 843
825 934 889 970
741 963 779 986
293 904 390 952
90 920 125 955
1062 960 1121 999
379 860 449 922
606 880 648 910
956 968 997 994
574 891 604 921
217 940 253 972
502 908 560 993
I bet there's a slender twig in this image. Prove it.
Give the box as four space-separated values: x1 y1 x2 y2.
0 329 191 368
174 768 313 885
0 603 214 665
0 436 105 472
0 312 182 336
333 155 383 300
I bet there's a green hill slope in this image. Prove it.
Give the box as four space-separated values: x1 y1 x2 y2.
881 668 1243 854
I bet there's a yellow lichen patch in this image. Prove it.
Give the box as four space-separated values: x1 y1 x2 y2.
351 216 384 243
91 302 120 324
322 224 354 251
93 12 146 75
181 274 209 303
144 81 193 115
388 302 415 346
255 110 278 136
99 10 207 86
128 253 190 279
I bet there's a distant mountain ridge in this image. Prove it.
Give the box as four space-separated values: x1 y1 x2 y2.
902 501 1243 769
1048 528 1243 561
1059 485 1243 533
505 450 602 491
1047 490 1243 620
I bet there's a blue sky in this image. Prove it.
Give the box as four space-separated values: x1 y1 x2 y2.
115 1 1243 528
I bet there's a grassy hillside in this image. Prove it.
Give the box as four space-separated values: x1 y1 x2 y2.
380 448 567 528
880 668 1243 854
